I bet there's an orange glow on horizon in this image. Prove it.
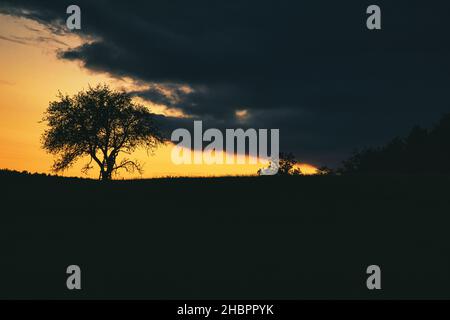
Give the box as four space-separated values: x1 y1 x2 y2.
294 163 318 175
0 14 319 179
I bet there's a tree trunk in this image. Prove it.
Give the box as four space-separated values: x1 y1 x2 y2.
99 156 114 181
100 166 111 181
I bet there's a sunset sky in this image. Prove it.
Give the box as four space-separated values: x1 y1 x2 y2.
0 12 316 178
1 1 449 178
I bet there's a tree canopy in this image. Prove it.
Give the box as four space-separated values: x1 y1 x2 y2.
257 152 302 175
341 113 450 174
41 84 165 180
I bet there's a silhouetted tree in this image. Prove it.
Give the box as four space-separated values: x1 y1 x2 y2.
41 84 165 180
317 166 334 175
404 125 429 173
278 152 299 175
430 113 450 171
340 113 450 174
256 152 302 175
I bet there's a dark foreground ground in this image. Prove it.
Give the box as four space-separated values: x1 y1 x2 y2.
1 170 450 299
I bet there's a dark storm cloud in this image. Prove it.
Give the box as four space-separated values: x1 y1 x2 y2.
2 0 450 166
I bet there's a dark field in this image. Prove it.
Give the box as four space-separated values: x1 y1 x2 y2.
1 170 450 299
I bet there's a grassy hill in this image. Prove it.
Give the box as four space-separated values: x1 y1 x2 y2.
1 169 450 299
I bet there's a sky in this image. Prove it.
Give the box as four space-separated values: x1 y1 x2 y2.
1 1 450 178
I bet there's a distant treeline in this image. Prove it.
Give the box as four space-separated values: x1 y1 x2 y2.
0 169 87 181
341 113 450 174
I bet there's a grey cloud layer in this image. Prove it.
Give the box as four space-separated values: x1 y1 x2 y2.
2 0 450 166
